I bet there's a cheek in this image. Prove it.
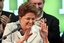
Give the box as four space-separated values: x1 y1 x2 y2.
40 6 43 9
22 20 28 27
20 20 27 30
19 19 26 26
39 4 43 8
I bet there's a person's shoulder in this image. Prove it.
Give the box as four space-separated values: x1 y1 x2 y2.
6 21 19 29
44 12 59 21
4 21 19 32
7 20 20 26
6 22 17 27
7 21 19 26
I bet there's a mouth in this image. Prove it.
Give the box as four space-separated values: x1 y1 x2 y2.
28 24 33 28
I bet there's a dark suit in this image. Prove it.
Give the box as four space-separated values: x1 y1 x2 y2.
0 11 18 29
43 12 61 43
0 11 18 43
1 11 18 22
62 32 64 43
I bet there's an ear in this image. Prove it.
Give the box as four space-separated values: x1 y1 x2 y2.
19 16 21 19
19 16 23 21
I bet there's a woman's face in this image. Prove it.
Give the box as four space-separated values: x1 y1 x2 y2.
19 12 36 31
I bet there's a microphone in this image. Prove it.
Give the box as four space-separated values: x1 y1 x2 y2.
0 24 21 40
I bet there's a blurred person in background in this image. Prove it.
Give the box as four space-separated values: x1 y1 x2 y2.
0 0 18 42
27 0 61 43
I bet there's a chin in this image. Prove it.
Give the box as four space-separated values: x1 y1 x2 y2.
37 11 39 15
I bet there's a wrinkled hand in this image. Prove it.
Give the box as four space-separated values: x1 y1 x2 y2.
37 18 48 39
16 28 32 43
23 28 32 40
37 18 48 43
1 14 11 25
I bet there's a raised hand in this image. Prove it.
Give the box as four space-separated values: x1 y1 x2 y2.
40 18 48 38
24 28 32 40
1 14 11 25
36 18 49 43
16 28 32 43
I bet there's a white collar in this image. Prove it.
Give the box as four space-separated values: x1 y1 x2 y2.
36 12 43 21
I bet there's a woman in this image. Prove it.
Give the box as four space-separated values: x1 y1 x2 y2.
2 2 49 43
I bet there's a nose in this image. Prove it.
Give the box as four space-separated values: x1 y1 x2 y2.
35 4 39 8
29 19 33 23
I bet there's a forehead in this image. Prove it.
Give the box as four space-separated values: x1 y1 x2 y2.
19 12 36 19
24 12 35 17
29 0 43 3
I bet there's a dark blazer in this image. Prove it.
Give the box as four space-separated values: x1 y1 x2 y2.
62 32 64 43
0 11 19 29
43 12 61 43
1 11 18 22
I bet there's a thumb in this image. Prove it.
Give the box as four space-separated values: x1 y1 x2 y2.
9 14 11 19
